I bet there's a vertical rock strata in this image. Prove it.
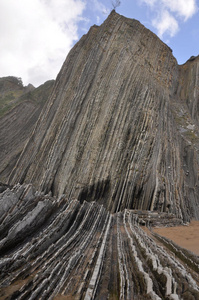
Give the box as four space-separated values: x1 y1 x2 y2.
9 11 199 220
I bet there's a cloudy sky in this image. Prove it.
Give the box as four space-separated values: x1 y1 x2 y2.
0 0 198 87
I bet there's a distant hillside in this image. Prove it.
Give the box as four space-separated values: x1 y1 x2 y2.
0 76 54 117
0 77 54 181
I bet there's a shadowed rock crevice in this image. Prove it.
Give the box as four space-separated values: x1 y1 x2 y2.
78 178 111 205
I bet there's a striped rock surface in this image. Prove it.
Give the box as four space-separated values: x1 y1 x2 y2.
0 184 199 299
8 11 199 221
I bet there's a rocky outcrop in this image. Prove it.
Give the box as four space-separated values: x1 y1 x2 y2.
8 11 199 221
0 184 198 299
0 79 54 182
1 11 199 299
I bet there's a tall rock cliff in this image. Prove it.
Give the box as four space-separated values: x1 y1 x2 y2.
8 11 199 221
1 12 199 299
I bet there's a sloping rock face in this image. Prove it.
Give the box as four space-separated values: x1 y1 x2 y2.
8 11 199 221
0 184 199 299
0 78 54 182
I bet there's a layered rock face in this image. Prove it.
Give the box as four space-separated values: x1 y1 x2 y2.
8 11 199 221
0 184 199 299
1 11 199 299
0 78 54 182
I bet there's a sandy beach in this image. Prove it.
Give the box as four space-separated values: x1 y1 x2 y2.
153 220 199 256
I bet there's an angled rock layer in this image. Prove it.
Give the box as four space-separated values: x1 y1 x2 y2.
0 184 199 299
8 11 199 221
0 185 199 300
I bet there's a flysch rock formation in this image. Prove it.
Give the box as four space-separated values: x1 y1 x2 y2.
1 10 199 299
0 78 54 182
0 184 199 299
8 11 199 222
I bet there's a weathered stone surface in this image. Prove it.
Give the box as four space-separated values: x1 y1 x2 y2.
0 189 18 219
0 184 198 299
7 11 199 221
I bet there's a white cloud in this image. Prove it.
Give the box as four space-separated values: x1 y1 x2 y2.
152 10 179 38
96 16 101 24
161 0 198 21
140 0 157 7
0 0 86 86
139 0 198 38
92 0 110 15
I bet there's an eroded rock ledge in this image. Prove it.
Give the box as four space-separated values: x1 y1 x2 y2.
0 184 199 299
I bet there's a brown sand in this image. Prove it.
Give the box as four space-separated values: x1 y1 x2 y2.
153 220 199 256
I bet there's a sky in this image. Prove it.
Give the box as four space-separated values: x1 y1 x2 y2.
0 0 198 87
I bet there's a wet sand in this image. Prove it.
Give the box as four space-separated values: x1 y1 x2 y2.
153 220 199 256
